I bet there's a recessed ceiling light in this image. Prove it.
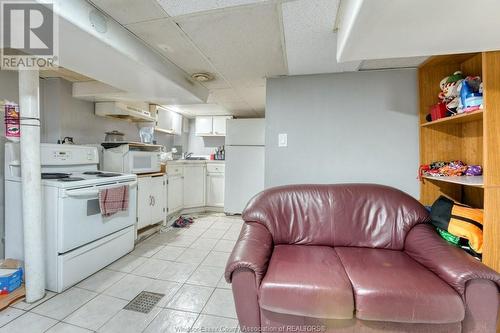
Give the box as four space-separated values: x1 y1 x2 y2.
191 72 214 82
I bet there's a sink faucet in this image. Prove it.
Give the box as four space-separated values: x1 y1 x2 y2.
183 152 193 159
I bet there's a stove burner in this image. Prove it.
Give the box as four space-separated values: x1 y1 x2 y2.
42 173 71 180
58 177 85 182
83 171 104 175
97 173 122 177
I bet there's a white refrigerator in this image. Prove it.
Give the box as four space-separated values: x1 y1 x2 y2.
224 119 265 214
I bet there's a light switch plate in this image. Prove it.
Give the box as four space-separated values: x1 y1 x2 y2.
278 133 287 147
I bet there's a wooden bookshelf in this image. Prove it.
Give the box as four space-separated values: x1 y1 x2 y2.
419 52 500 272
423 175 484 188
420 109 483 128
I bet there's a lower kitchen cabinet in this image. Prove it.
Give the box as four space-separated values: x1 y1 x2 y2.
183 164 206 208
137 174 166 230
167 174 184 214
206 173 225 207
206 163 225 208
165 162 225 215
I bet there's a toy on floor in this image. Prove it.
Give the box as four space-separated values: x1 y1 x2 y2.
171 215 194 228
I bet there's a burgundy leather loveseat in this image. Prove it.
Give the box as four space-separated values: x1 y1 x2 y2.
225 184 500 333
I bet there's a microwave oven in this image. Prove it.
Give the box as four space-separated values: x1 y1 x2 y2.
102 143 162 174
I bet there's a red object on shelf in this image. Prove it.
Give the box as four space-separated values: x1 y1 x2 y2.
429 102 447 121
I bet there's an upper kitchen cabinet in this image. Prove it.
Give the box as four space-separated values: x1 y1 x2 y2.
151 105 182 135
195 116 213 136
195 116 232 136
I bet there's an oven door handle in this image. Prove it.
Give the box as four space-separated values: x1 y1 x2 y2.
64 181 138 198
66 189 100 198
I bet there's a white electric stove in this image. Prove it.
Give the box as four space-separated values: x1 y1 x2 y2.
4 143 137 292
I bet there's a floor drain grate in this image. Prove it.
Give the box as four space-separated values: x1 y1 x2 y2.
124 291 165 314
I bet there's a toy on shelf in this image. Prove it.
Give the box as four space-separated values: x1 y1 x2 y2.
418 160 482 179
438 71 465 113
459 76 483 113
425 71 484 122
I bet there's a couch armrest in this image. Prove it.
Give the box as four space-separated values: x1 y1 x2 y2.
404 223 500 296
225 222 273 285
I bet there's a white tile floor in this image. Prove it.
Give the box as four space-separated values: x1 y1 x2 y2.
0 214 242 333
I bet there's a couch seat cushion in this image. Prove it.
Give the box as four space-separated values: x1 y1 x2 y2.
335 247 465 324
259 245 354 319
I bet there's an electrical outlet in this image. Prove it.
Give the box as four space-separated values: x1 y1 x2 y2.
278 133 287 147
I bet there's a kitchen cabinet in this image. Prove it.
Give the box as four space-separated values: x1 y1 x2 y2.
137 175 166 230
137 178 152 230
171 112 182 134
195 116 213 136
195 116 232 136
151 175 167 224
212 116 231 136
167 166 184 214
206 164 225 207
166 161 225 214
151 105 182 135
183 164 206 208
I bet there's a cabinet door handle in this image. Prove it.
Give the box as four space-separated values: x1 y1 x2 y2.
152 196 155 206
149 195 153 206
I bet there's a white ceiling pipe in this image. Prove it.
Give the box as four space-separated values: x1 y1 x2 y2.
18 69 46 303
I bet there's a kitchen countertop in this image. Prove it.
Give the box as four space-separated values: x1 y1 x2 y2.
166 160 225 165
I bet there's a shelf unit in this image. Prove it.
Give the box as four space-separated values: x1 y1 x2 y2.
420 109 483 128
422 176 484 188
419 52 500 272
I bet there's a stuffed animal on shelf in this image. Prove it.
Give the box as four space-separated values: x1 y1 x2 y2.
438 71 465 114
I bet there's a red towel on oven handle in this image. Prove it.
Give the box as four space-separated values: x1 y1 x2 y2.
99 185 129 217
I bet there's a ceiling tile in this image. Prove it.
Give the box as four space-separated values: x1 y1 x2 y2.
126 18 230 89
235 86 266 111
359 56 429 70
174 2 287 88
90 0 169 25
282 0 361 75
156 0 268 17
208 88 244 103
207 88 255 115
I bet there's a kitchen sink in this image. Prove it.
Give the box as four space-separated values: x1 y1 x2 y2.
184 157 207 160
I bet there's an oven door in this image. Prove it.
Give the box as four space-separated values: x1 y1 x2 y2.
58 181 137 254
127 151 161 174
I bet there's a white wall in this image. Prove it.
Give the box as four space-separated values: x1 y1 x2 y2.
265 69 420 198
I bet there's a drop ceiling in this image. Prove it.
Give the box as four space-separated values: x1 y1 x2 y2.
88 0 429 117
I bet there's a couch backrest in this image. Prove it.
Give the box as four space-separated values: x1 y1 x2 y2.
242 184 429 250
